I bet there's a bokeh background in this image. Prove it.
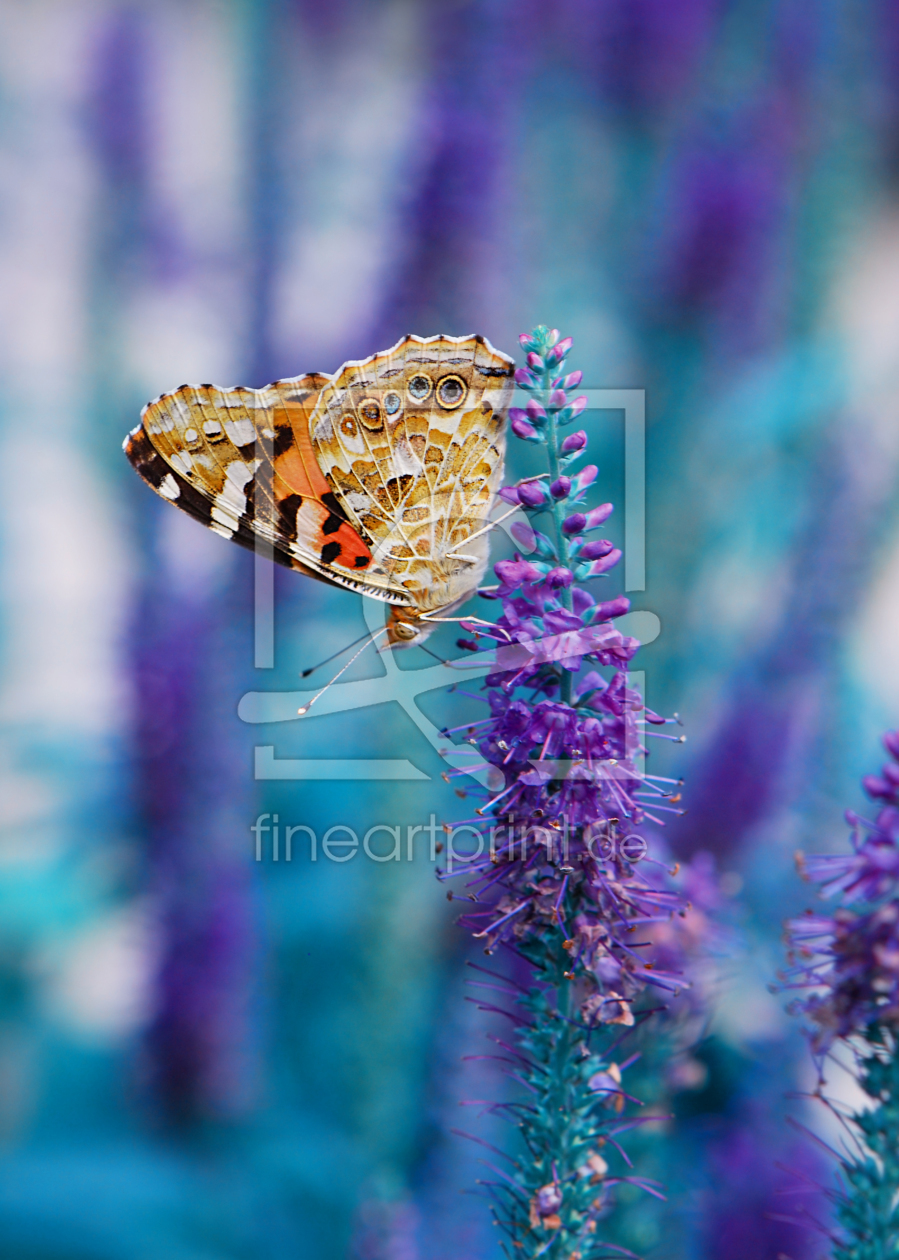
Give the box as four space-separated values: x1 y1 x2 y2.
2 1 899 1257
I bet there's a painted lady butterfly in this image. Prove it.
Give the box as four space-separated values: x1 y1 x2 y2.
124 334 515 645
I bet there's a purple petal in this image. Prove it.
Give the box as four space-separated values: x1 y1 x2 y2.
592 595 630 620
571 464 598 494
568 395 587 419
514 367 535 387
511 416 540 442
585 502 614 528
579 539 615 561
550 476 571 500
864 775 897 801
498 486 521 505
586 548 622 576
546 567 573 589
549 389 567 409
510 520 536 551
526 399 547 421
885 731 899 761
563 370 583 389
526 351 543 369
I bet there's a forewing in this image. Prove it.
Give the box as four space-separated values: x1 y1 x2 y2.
308 335 514 605
124 377 413 604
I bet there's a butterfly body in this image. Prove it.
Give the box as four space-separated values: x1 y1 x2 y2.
125 335 515 645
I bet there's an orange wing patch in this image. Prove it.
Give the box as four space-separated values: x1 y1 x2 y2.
267 393 372 571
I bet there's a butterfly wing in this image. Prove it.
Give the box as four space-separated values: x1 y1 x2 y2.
308 334 514 615
124 376 414 604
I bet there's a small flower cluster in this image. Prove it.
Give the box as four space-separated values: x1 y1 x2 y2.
783 732 899 1054
780 732 899 1258
443 327 691 1258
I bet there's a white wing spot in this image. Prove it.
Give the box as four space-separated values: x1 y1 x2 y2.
170 452 192 476
210 520 234 539
184 428 199 442
211 506 239 531
224 418 255 446
203 420 222 437
159 474 180 500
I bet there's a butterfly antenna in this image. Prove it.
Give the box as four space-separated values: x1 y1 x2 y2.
418 644 449 666
298 627 386 716
301 630 374 678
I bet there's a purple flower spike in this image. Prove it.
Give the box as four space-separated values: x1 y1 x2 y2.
511 415 541 442
518 480 546 508
546 566 573 589
445 327 690 1256
579 539 615 561
563 370 583 389
561 430 587 454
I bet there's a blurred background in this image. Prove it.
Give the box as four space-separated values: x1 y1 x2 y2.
2 1 899 1257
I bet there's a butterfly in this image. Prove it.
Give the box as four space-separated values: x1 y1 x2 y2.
124 334 515 645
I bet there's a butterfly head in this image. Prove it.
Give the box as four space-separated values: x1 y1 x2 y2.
386 607 434 648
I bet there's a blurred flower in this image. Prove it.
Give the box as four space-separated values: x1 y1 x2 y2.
783 731 899 1053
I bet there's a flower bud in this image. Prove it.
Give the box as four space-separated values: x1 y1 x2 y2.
579 539 615 561
561 430 587 454
518 480 546 507
563 370 583 389
511 415 541 442
550 336 573 362
526 399 547 422
514 367 536 388
550 476 571 500
562 512 586 534
585 503 614 529
548 389 567 410
526 351 544 370
569 395 588 418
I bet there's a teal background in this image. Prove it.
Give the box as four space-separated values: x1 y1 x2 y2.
1 2 899 1256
